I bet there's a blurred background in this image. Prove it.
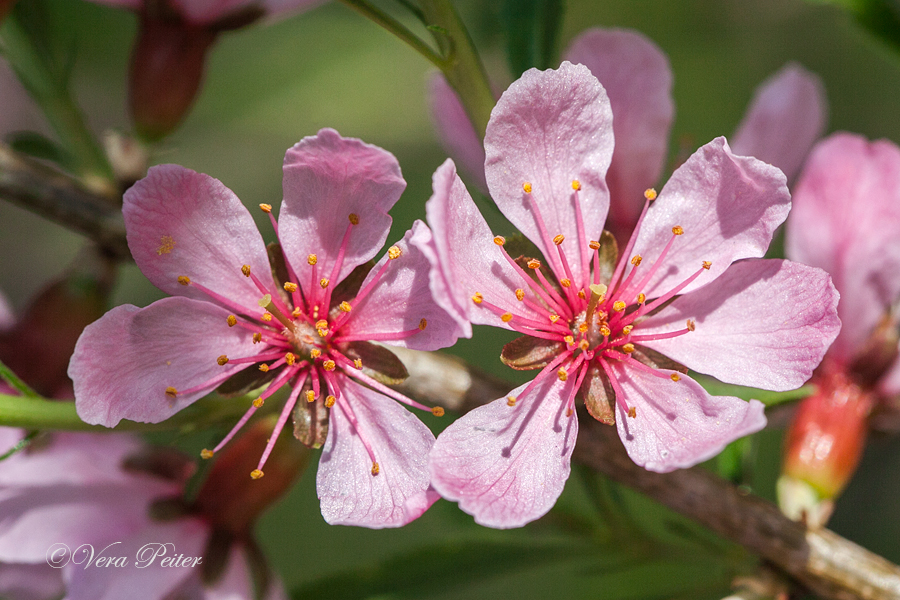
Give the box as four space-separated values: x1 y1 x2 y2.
1 0 899 597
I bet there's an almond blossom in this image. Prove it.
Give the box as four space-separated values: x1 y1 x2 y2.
69 128 459 528
417 62 841 528
778 133 900 525
428 28 826 243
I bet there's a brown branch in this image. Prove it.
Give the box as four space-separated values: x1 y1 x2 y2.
391 347 900 600
0 144 130 260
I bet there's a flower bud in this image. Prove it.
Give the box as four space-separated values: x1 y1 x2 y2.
778 368 874 527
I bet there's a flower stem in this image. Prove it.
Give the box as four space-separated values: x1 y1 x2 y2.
1 2 116 196
419 0 495 136
337 0 445 68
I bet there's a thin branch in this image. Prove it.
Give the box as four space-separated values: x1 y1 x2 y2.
390 347 900 600
0 145 130 260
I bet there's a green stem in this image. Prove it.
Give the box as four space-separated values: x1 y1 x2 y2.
1 3 115 195
338 0 445 68
0 359 39 397
0 393 251 432
419 0 495 136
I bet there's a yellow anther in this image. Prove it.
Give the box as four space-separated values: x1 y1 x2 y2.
686 319 696 332
579 339 590 351
156 235 175 255
258 294 272 308
419 318 427 330
340 301 352 313
549 314 560 323
644 188 657 201
306 390 315 403
613 301 627 312
319 278 330 288
564 335 574 345
315 319 328 330
637 293 646 304
217 355 229 366
589 240 600 250
515 288 525 301
307 254 318 265
250 469 264 480
259 364 270 372
553 234 565 245
371 462 380 476
472 292 483 304
628 406 637 418
578 290 586 300
672 225 684 236
241 265 251 277
292 306 302 317
165 386 178 398
600 325 611 337
622 325 633 335
561 278 572 288
670 373 681 382
702 261 712 270
507 396 517 407
261 313 273 322
252 398 264 408
388 246 402 260
631 255 642 266
349 213 360 225
493 235 506 246
259 203 272 213
325 395 336 408
353 358 363 369
253 333 262 343
566 408 574 417
523 181 532 193
578 322 589 333
557 368 568 382
310 349 321 359
284 282 298 293
501 313 513 323
285 353 297 366
323 360 336 371
622 343 635 354
527 259 541 270
227 315 237 327
177 276 190 286
317 328 328 338
571 179 581 191
200 449 214 460
431 406 445 417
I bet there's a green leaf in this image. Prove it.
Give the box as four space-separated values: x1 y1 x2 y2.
6 130 72 168
808 0 900 55
500 0 565 77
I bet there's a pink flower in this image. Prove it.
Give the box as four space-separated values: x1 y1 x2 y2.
416 62 841 528
778 133 900 524
428 29 826 243
69 128 459 528
0 428 288 600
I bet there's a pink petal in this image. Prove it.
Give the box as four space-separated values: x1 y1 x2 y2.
564 28 674 237
203 545 287 600
317 376 438 528
345 221 461 350
787 133 900 361
416 159 535 331
638 259 840 391
731 63 827 182
278 128 405 296
0 288 14 331
62 519 208 600
878 351 900 398
484 62 613 285
611 364 766 473
124 165 274 312
0 563 64 600
170 0 256 23
629 137 790 298
70 297 257 427
427 73 489 195
428 376 578 528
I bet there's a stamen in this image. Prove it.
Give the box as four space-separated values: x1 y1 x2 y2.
494 236 505 246
515 289 525 301
336 356 460 413
165 386 178 398
672 225 684 236
571 180 591 288
644 188 657 201
227 315 237 327
388 246 402 259
496 245 570 318
325 395 336 408
217 355 229 366
255 372 307 476
322 220 356 309
225 350 285 365
557 368 568 382
670 373 681 382
523 182 532 193
472 292 484 304
251 470 264 479
284 282 298 293
306 390 315 403
242 265 251 277
419 318 428 330
253 333 262 343
609 194 654 292
340 301 352 312
507 396 517 407
190 280 263 319
259 203 272 213
200 449 214 459
353 358 362 369
624 263 711 325
349 213 360 225
319 278 330 288
308 254 318 265
332 394 379 476
431 407 444 417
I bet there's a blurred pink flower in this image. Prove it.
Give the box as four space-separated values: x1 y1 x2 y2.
779 133 900 525
417 62 841 528
70 128 459 528
428 28 826 244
